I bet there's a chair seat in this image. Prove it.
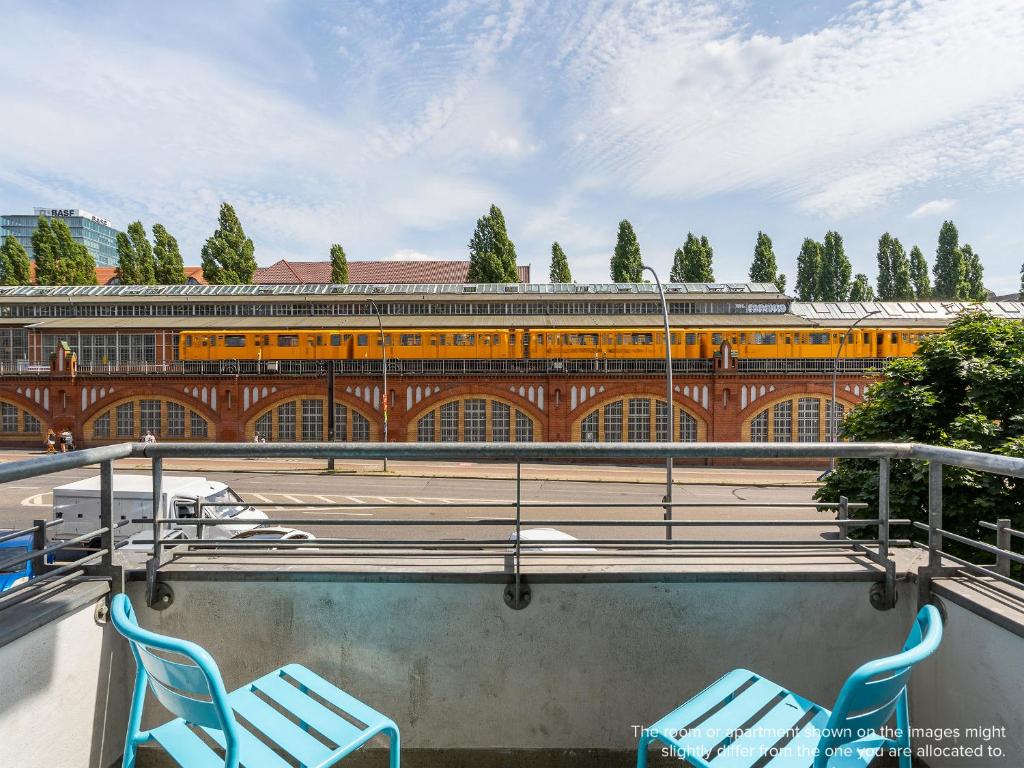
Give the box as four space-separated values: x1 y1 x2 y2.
645 669 889 768
149 663 396 768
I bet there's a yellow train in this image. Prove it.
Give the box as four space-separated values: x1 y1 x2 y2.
180 327 939 362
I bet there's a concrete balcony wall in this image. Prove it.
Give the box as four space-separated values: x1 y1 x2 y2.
0 586 131 768
123 577 909 752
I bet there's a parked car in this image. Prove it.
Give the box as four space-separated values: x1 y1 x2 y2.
0 533 34 591
229 526 317 550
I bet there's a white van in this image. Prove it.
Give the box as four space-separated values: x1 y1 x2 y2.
51 474 267 546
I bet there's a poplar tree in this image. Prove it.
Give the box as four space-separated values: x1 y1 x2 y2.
330 243 349 283
748 231 778 285
201 202 256 284
674 233 714 282
549 242 571 283
795 238 822 301
776 274 787 293
818 231 852 301
467 204 518 283
961 245 985 301
127 221 155 284
31 217 60 285
115 232 140 284
670 246 686 283
909 246 931 299
876 233 895 300
890 237 913 300
699 236 715 282
933 220 964 299
0 235 32 286
51 219 96 284
610 220 642 282
849 273 874 301
153 224 187 284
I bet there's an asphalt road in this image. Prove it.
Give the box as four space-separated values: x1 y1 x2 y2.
0 465 836 544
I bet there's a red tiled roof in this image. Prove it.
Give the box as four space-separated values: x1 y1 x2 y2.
253 259 531 285
94 266 206 286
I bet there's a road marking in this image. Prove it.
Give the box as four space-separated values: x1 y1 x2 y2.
344 496 366 504
251 493 274 503
282 494 305 504
5 486 39 490
21 493 51 507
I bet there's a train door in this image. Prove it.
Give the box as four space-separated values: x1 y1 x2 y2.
522 331 531 359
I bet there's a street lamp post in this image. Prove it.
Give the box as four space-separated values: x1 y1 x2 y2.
642 265 674 541
368 300 388 472
828 309 880 472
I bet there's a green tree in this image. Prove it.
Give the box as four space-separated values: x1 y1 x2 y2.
330 243 349 284
818 231 852 301
890 238 913 300
698 236 714 282
467 204 518 283
0 235 32 286
673 233 714 282
776 273 787 293
875 233 895 299
849 273 874 301
962 244 985 301
127 221 155 284
933 220 964 299
816 311 1024 564
795 238 822 301
115 232 141 284
31 217 61 285
51 219 97 285
201 203 256 284
610 219 643 282
748 231 777 284
152 224 187 284
670 246 686 283
549 242 572 283
909 245 931 299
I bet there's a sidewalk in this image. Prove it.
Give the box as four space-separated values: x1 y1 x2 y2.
0 450 822 486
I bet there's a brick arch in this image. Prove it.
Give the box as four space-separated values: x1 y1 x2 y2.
740 391 859 442
245 393 379 441
406 392 543 442
564 381 712 422
734 380 864 422
0 392 49 442
81 384 217 426
402 382 545 426
82 393 216 442
236 383 380 425
569 392 708 442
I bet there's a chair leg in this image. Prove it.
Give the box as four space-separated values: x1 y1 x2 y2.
386 724 401 768
636 734 651 768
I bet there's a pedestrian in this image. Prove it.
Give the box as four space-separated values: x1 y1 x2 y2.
142 429 156 444
45 429 56 453
60 428 73 452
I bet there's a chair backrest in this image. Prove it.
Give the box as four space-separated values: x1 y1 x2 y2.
110 594 239 761
815 604 943 766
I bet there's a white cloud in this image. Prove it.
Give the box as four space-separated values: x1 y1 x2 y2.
908 199 958 219
386 249 433 261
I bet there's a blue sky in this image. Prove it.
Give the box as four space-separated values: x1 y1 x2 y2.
1 0 1023 291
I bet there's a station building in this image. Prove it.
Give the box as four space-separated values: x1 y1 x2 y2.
0 281 1020 452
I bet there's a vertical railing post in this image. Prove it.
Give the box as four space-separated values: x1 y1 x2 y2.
100 459 114 579
877 458 890 560
928 462 943 569
327 361 336 472
195 497 203 540
31 519 48 577
514 460 522 605
996 518 1012 577
152 457 163 567
838 495 849 539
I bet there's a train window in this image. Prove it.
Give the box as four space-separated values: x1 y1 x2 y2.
185 335 193 347
547 335 554 345
862 332 870 343
357 334 368 346
200 337 208 347
633 333 653 344
225 335 247 347
383 335 393 346
439 335 447 345
316 336 324 346
891 333 898 344
712 333 723 345
616 334 623 344
585 334 599 345
401 334 421 346
603 335 613 344
510 333 516 345
685 333 696 345
739 333 747 344
731 336 738 345
430 335 438 346
263 335 270 346
809 333 829 344
330 334 341 346
211 336 218 347
454 334 475 346
278 335 299 347
568 334 578 345
902 333 909 342
785 336 792 344
752 332 776 344
492 334 500 345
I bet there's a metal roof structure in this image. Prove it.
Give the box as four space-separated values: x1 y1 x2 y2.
791 300 1024 321
0 282 783 299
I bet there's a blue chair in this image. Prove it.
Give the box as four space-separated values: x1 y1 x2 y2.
111 594 400 768
636 604 942 768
